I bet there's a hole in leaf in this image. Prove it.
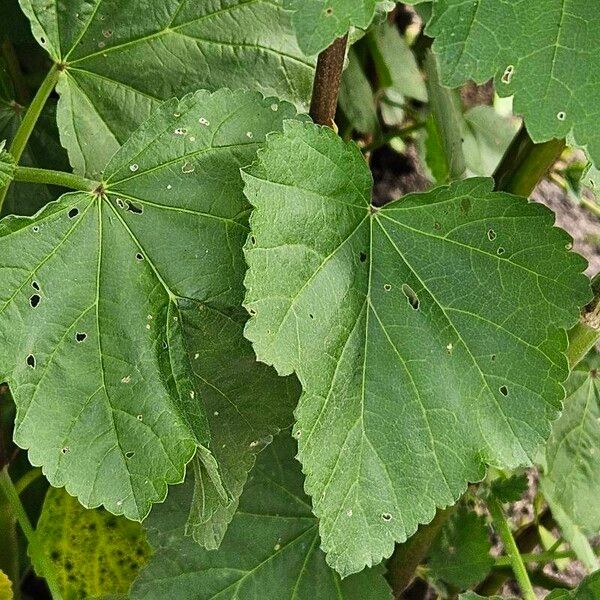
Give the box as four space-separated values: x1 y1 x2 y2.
557 111 566 121
248 308 256 316
309 313 314 319
501 65 514 84
125 451 135 459
32 226 39 233
135 252 144 261
433 222 441 230
497 247 505 255
491 354 497 361
381 512 393 522
162 341 168 349
487 229 497 241
75 332 87 343
125 201 143 215
401 284 420 310
29 294 41 308
250 235 256 245
68 207 79 219
499 385 508 396
31 281 40 291
26 354 35 368
61 446 69 454
383 284 392 292
359 251 367 263
325 6 333 15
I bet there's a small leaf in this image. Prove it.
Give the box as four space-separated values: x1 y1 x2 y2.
546 569 600 599
20 0 315 177
490 473 528 503
425 1 600 168
0 89 300 522
284 0 379 56
131 434 392 600
242 121 590 575
35 487 150 599
0 140 15 190
540 360 600 570
428 507 494 589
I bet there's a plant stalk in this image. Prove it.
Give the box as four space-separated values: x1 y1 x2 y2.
0 63 61 211
309 35 348 128
567 273 600 368
13 166 99 193
0 467 63 600
493 125 566 196
386 508 452 597
488 497 536 600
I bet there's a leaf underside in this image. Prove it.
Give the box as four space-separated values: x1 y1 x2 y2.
20 0 315 177
0 89 299 528
132 433 392 600
242 121 590 575
426 0 600 168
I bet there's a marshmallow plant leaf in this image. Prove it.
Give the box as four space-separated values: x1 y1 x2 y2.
19 0 315 177
242 121 590 575
423 0 600 168
0 89 300 529
131 433 392 600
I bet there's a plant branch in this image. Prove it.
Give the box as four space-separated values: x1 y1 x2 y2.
0 467 63 600
488 498 536 600
386 508 452 597
0 63 61 211
493 125 566 196
567 272 600 368
13 166 99 192
309 35 348 128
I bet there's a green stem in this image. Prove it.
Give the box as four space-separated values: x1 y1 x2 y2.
0 494 20 599
13 166 99 192
386 508 453 597
0 467 63 599
0 64 61 211
493 125 566 196
495 549 579 567
488 497 536 600
567 273 600 368
14 467 42 495
423 50 466 182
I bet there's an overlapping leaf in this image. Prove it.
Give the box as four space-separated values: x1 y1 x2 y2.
0 89 299 526
546 570 600 600
242 121 590 575
284 0 379 56
540 360 600 569
0 140 14 189
19 0 315 178
428 507 493 589
131 433 392 600
424 1 600 168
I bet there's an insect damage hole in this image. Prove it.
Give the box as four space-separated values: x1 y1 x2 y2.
381 512 393 522
499 385 509 396
29 294 41 308
487 229 497 241
359 251 367 263
26 354 36 368
31 281 40 291
125 451 135 459
401 284 420 310
68 207 79 219
135 252 144 261
75 332 87 343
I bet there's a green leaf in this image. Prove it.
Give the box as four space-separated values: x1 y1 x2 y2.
546 570 600 600
35 487 151 600
425 1 600 168
284 0 379 56
0 89 299 522
459 594 511 600
0 140 15 190
490 473 528 503
428 507 493 589
20 0 315 178
242 121 590 575
0 570 13 600
131 433 392 600
338 48 378 135
540 361 600 570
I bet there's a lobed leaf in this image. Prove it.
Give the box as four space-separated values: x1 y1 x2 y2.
131 433 392 600
242 121 590 575
425 1 600 168
19 0 315 178
0 89 299 525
